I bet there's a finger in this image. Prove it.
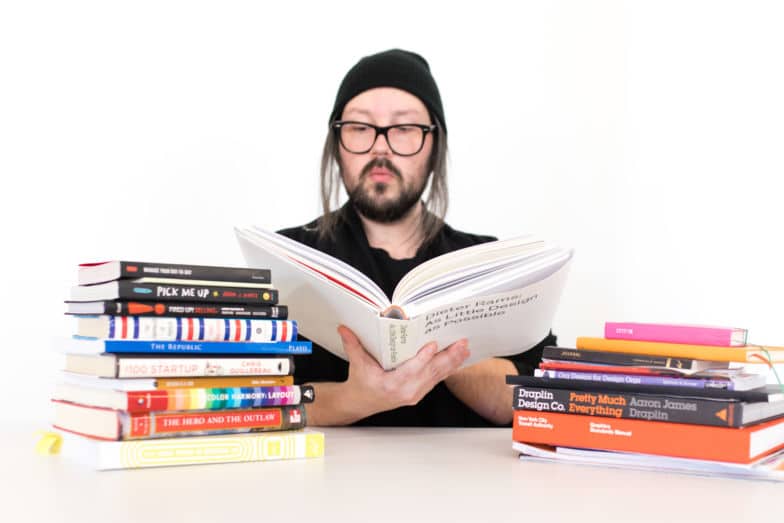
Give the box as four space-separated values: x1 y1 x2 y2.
337 325 380 368
397 340 439 376
427 339 471 382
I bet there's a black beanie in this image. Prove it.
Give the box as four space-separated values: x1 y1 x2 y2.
329 49 447 133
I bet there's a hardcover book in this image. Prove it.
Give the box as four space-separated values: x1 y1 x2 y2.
63 354 294 378
512 410 784 463
534 367 767 391
56 337 312 356
54 428 324 470
53 383 314 412
576 337 784 363
605 322 748 347
52 401 306 440
59 372 294 390
512 385 784 427
506 375 784 402
541 346 729 372
69 279 278 305
77 260 271 286
75 316 297 343
65 301 288 319
235 226 573 370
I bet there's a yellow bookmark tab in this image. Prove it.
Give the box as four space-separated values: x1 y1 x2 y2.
35 431 63 456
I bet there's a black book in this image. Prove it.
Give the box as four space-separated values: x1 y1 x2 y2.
78 261 270 286
512 385 784 428
70 280 278 305
542 346 729 372
65 300 288 319
505 375 784 403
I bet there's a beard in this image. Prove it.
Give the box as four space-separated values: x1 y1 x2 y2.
347 157 428 223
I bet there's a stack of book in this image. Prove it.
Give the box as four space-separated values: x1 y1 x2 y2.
507 322 784 480
49 261 323 470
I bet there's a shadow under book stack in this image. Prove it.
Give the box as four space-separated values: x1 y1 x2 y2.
507 322 784 480
51 261 323 470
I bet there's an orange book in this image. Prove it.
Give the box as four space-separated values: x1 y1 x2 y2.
513 410 784 463
576 337 784 363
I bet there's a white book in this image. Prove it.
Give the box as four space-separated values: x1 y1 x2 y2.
234 226 573 370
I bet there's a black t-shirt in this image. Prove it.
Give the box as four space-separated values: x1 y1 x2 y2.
278 204 555 427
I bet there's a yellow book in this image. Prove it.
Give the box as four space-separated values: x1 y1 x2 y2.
575 337 784 363
49 429 324 470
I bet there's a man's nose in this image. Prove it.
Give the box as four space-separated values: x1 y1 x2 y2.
370 130 392 156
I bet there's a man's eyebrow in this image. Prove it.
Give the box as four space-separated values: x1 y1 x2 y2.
342 108 427 118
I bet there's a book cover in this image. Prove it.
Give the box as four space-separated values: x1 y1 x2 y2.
75 316 297 342
53 383 315 412
534 367 767 391
54 428 324 470
65 301 288 319
505 375 784 402
605 322 748 347
512 410 784 463
58 372 294 390
541 346 729 372
512 385 784 428
57 337 312 356
576 337 784 363
70 280 279 305
235 226 573 370
52 401 306 440
78 260 272 286
64 353 294 378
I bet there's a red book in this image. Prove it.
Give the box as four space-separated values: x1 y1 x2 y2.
52 400 305 440
513 410 784 464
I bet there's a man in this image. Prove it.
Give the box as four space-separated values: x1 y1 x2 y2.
279 49 555 427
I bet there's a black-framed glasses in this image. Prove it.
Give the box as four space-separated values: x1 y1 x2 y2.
332 121 437 156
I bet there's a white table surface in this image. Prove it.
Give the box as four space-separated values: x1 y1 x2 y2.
1 423 779 523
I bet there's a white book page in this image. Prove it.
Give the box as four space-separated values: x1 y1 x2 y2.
236 229 383 362
245 226 389 308
392 235 544 302
379 261 572 369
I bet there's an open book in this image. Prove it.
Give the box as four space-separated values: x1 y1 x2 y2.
234 226 573 370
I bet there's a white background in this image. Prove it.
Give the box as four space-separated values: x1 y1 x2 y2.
1 1 782 422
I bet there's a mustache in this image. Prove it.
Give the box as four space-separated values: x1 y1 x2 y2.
359 158 402 182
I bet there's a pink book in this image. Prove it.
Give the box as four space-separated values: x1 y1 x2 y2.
604 322 748 347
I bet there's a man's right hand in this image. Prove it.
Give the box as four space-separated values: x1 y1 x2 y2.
303 325 470 426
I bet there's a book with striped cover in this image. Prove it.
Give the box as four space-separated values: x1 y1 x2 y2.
75 316 297 342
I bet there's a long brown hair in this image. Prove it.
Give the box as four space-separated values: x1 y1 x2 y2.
316 119 449 247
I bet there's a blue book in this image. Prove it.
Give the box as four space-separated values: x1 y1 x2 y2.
57 336 312 355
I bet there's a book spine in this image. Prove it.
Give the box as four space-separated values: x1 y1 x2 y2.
575 337 754 363
67 430 324 470
504 375 773 402
513 386 743 427
155 376 294 388
101 317 297 342
116 356 293 378
512 410 773 463
541 346 708 370
124 385 314 413
604 322 747 347
122 405 306 439
97 339 311 355
117 262 271 284
117 281 279 304
535 369 742 390
73 301 289 319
